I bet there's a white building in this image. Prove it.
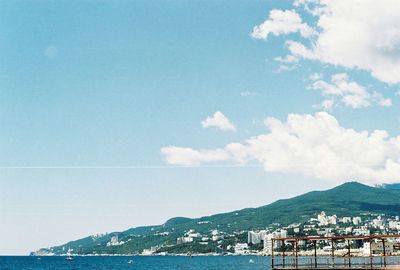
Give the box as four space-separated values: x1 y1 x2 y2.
373 216 383 227
212 235 222 241
248 230 267 245
353 217 362 225
318 211 337 226
329 215 337 225
248 231 261 245
318 211 329 226
211 230 219 236
263 234 273 252
341 217 352 223
186 230 201 238
210 229 223 241
107 235 123 246
142 246 158 255
317 228 333 237
389 221 400 230
177 236 193 244
234 243 249 255
345 227 353 234
280 229 288 238
263 230 287 252
363 242 394 255
353 226 370 236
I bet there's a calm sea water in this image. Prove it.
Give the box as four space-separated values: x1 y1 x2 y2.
0 256 270 270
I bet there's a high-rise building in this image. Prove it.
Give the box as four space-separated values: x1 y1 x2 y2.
248 231 262 245
353 217 362 225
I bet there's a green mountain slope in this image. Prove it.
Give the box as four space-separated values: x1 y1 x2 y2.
33 181 400 255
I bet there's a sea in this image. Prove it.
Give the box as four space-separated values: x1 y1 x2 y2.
0 256 270 270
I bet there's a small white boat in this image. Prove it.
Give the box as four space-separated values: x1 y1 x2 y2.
65 249 74 261
65 255 74 261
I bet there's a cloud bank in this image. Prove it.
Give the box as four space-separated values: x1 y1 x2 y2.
162 112 400 185
311 73 392 109
252 0 400 84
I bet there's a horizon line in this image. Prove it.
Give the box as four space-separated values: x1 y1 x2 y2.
0 165 263 169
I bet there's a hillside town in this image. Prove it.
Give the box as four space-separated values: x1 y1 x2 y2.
243 211 400 256
139 211 400 256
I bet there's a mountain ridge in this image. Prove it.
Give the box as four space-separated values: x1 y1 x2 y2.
33 181 400 256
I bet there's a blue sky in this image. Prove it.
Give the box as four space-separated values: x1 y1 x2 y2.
1 0 400 254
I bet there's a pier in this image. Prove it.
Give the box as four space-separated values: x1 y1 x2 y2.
271 235 400 270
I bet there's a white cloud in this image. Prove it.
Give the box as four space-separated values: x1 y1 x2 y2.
310 73 392 109
201 111 236 132
160 146 229 166
162 112 400 185
274 55 299 64
274 55 301 72
251 9 315 40
269 0 400 84
372 92 393 107
285 40 318 60
313 99 334 110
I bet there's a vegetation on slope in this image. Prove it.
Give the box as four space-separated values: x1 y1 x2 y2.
33 182 400 255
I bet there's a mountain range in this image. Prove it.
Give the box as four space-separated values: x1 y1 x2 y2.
32 181 400 255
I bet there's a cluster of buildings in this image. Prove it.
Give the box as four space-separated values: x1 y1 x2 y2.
143 211 400 256
176 229 225 245
176 229 202 244
243 211 400 255
315 211 362 227
106 235 126 247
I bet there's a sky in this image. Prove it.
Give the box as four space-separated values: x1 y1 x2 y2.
1 0 400 255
